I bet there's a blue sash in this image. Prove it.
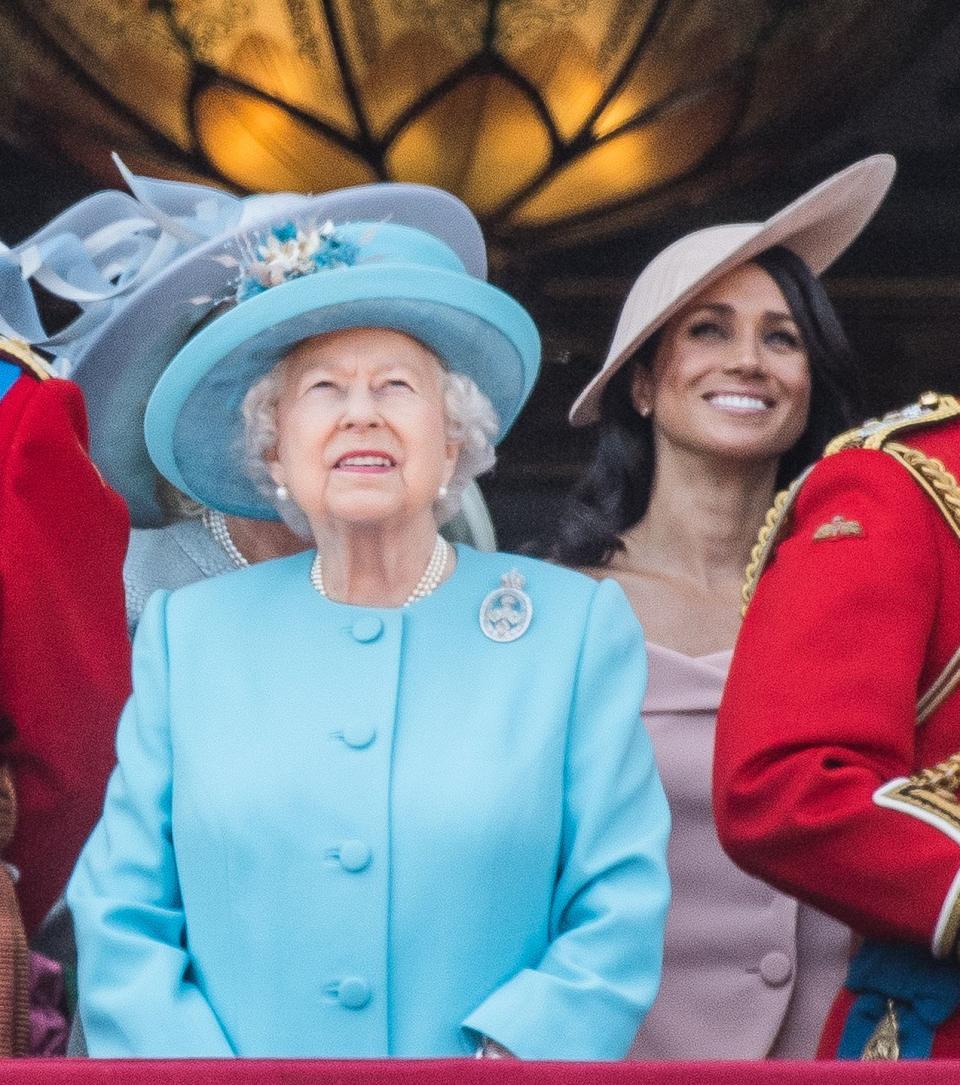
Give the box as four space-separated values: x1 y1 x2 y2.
0 361 20 403
837 940 960 1058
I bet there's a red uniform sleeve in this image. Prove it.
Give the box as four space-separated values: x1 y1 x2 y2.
714 447 960 953
0 375 131 934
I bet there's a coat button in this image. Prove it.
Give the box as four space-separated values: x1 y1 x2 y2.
351 616 383 643
338 977 371 1009
759 951 793 987
341 723 376 749
339 841 372 872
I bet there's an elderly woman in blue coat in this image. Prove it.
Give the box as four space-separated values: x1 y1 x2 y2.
66 183 670 1060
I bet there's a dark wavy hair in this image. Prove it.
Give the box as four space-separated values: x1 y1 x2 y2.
548 245 864 567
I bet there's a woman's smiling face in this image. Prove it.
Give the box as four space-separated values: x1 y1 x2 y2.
267 326 460 534
632 261 812 466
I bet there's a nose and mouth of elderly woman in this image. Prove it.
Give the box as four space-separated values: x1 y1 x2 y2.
265 326 461 606
632 262 812 465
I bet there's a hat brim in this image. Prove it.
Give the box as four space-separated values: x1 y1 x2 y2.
145 265 540 519
569 154 896 426
71 182 488 526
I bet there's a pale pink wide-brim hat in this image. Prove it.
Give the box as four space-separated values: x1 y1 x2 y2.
569 153 896 426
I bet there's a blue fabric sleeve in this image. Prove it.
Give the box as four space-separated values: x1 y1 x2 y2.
462 577 671 1058
66 591 235 1057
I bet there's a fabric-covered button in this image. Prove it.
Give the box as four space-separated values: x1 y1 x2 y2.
341 723 376 749
338 977 371 1009
759 951 793 987
339 841 372 872
351 616 383 643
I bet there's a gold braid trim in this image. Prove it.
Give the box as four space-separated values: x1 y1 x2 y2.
876 751 960 959
883 750 960 960
912 751 960 796
918 646 960 726
740 470 812 617
825 392 960 455
740 395 960 628
879 444 960 726
882 443 960 542
741 490 790 617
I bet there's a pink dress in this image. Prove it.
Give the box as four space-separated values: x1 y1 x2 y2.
631 643 850 1059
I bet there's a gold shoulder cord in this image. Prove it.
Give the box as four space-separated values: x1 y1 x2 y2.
882 442 960 544
878 435 960 725
823 391 960 456
740 470 811 616
741 393 958 616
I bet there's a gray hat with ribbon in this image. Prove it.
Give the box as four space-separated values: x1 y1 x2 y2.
1 156 487 526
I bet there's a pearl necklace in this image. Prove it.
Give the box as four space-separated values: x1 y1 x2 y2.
309 534 450 607
202 508 249 569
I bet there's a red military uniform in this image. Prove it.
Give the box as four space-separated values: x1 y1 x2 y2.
714 392 960 1059
0 338 130 935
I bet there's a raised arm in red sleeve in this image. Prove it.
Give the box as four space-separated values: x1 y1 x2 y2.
0 365 131 934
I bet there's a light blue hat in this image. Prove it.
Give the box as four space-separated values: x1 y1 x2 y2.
145 216 540 520
4 158 500 525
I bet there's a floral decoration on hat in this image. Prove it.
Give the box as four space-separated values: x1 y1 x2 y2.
46 166 489 528
234 220 360 302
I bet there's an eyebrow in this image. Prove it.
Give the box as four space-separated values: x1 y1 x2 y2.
294 355 422 376
688 303 797 322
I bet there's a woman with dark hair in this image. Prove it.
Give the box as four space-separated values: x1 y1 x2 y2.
557 243 863 571
554 156 895 1059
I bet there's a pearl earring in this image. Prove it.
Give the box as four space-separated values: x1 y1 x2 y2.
438 484 449 499
639 405 652 418
275 483 289 501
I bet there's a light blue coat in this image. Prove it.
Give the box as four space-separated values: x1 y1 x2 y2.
67 545 670 1059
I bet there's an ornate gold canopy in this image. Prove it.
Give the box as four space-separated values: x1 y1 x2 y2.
0 1 950 248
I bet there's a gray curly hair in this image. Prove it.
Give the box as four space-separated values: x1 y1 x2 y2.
241 354 499 537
